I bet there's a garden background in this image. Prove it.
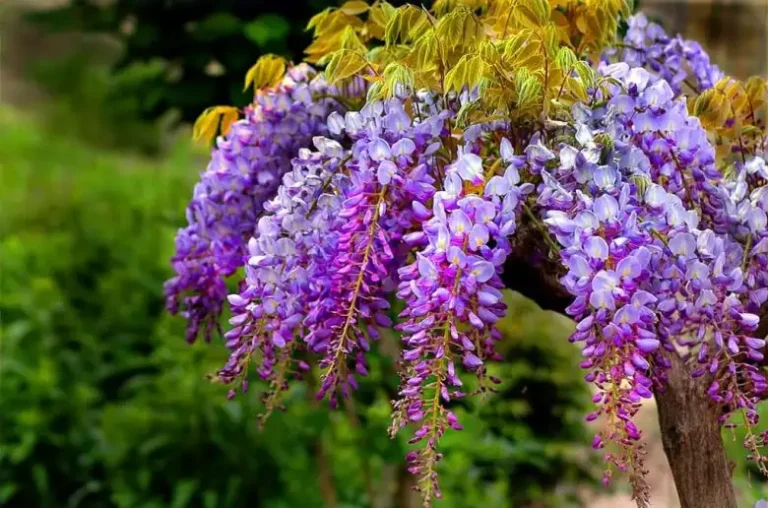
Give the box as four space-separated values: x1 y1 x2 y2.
1 0 766 507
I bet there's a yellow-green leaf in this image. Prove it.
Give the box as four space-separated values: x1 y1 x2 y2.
444 54 485 93
573 61 595 88
368 2 396 30
555 47 577 70
244 55 286 92
435 7 482 52
193 106 239 144
340 0 369 15
384 5 428 46
517 0 551 27
306 8 332 32
339 25 368 53
515 69 542 109
366 80 384 103
410 31 439 72
378 62 414 99
325 49 369 84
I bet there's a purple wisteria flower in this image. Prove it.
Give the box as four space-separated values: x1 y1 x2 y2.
165 13 768 503
213 136 350 412
621 14 724 95
304 98 450 404
540 63 768 493
165 65 359 343
390 126 532 502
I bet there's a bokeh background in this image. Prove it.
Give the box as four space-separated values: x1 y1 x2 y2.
0 1 766 507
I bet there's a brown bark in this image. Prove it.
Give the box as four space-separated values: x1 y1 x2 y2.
500 226 738 508
654 352 736 508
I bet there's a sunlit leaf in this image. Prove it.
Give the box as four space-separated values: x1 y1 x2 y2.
193 106 239 144
384 5 429 46
444 54 486 93
243 54 286 92
340 0 370 16
325 49 370 84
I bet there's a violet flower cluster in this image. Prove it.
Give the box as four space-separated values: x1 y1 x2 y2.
216 136 349 413
305 98 450 404
165 64 356 343
391 135 532 500
166 16 768 506
620 13 724 95
542 62 768 494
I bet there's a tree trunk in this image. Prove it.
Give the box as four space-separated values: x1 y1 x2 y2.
653 353 736 508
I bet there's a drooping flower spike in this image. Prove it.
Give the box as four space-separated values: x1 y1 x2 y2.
165 65 362 343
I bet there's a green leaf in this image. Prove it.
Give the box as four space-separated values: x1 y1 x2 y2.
445 54 485 93
384 4 428 46
514 69 542 109
517 0 551 27
379 62 414 99
555 47 577 70
325 50 369 85
573 61 596 88
340 0 370 15
171 480 198 508
411 31 439 72
366 80 383 103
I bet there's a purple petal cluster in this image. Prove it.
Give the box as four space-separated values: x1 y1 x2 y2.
620 14 724 95
539 62 768 492
165 64 353 343
305 99 450 404
213 136 349 414
166 16 768 503
390 132 531 502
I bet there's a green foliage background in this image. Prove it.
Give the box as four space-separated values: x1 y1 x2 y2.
0 103 597 507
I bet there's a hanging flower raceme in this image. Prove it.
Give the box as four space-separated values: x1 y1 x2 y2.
304 98 451 404
166 2 768 506
537 116 659 497
390 132 531 502
212 135 350 419
538 62 768 497
619 13 724 95
165 64 356 343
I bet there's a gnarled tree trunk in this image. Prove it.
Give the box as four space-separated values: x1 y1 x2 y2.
654 352 736 508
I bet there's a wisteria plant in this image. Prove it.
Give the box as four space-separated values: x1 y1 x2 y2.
165 2 768 507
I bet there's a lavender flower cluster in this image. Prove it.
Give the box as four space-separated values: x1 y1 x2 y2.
391 135 532 500
165 65 356 343
167 19 768 505
542 62 768 493
621 13 724 95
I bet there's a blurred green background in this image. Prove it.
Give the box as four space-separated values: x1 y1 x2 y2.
1 1 765 507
